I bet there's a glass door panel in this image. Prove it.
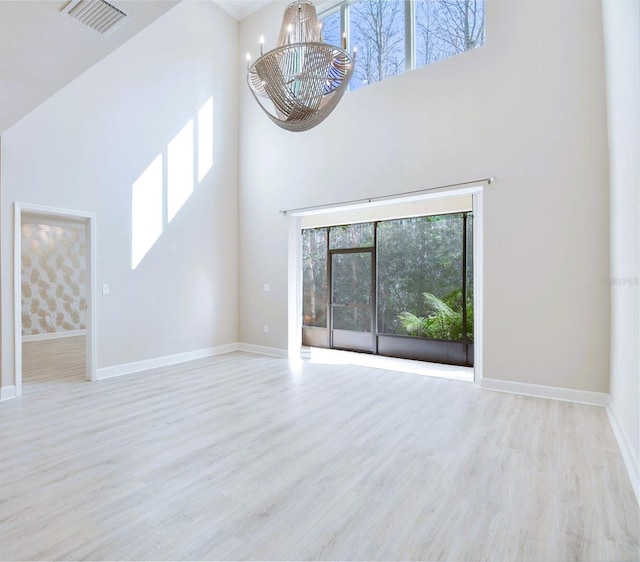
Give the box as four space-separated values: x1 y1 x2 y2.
330 251 374 352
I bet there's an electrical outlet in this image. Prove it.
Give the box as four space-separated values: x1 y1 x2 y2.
263 283 271 292
263 324 269 333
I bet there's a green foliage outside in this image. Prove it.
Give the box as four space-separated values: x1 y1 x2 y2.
377 213 471 338
398 290 473 341
302 212 474 342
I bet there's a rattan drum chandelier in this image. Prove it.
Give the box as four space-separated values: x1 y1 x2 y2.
246 0 356 133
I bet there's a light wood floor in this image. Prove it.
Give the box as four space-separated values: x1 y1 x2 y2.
1 352 637 561
22 335 87 390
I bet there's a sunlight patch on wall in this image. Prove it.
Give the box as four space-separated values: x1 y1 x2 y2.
197 97 213 182
168 120 194 222
131 154 163 269
130 99 215 269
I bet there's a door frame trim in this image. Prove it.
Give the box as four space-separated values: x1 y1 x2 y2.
14 202 97 396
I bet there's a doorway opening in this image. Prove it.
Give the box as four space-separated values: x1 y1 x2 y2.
330 246 375 352
287 187 484 383
14 203 96 397
303 211 473 366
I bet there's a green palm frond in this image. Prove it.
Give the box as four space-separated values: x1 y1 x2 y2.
422 292 457 317
397 311 429 335
398 291 472 341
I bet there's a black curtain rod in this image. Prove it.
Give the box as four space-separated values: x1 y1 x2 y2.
279 176 496 215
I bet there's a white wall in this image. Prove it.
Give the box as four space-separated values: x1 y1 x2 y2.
1 0 239 387
238 0 610 392
602 0 640 497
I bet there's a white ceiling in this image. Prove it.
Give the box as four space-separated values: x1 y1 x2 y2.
0 0 179 134
0 0 280 134
213 0 275 20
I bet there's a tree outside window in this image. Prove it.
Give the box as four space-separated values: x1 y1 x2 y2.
320 0 485 90
416 0 486 65
349 0 406 90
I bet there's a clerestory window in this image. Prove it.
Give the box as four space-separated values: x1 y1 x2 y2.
319 0 486 90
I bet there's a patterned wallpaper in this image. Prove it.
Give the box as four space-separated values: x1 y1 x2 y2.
21 220 87 336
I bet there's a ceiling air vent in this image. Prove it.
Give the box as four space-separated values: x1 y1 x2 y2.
62 0 128 35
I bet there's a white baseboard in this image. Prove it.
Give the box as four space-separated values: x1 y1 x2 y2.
96 343 240 380
0 385 17 401
238 343 288 358
96 342 289 381
23 329 86 342
606 404 640 504
481 377 609 407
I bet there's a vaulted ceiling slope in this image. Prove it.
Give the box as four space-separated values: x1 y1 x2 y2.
0 0 179 133
0 0 281 134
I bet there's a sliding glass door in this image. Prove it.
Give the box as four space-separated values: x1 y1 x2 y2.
301 212 474 366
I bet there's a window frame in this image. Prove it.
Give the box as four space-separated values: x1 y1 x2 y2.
317 0 485 90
